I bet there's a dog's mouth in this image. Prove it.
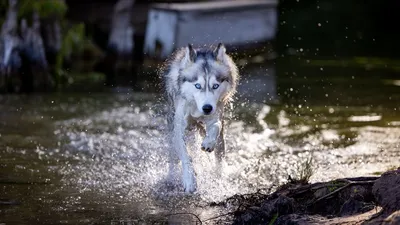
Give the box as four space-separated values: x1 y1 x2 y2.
202 110 216 116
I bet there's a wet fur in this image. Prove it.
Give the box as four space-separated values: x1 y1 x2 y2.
160 43 239 193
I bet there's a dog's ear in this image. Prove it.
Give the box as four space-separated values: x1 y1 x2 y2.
187 44 197 61
182 44 197 66
214 43 226 62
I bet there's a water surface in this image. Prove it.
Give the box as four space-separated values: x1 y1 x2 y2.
1 59 399 224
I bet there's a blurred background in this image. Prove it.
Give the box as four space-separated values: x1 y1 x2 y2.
1 0 399 93
0 0 399 224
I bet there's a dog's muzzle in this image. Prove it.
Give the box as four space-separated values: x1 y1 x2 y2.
202 104 213 115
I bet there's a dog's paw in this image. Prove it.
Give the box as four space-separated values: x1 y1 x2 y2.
182 168 197 193
201 138 217 152
183 175 197 193
183 179 197 193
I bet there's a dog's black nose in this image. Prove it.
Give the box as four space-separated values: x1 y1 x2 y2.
202 104 213 114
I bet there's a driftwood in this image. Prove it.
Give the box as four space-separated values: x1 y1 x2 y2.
227 177 379 224
226 169 399 224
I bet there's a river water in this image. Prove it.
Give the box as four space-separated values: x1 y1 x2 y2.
1 58 399 224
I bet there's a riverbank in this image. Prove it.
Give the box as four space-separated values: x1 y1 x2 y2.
203 168 399 224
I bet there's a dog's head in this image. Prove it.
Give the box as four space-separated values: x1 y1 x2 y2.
178 43 238 116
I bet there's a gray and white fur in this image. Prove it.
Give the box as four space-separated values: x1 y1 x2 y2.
160 43 239 193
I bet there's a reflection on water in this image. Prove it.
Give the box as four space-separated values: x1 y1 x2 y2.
0 59 399 224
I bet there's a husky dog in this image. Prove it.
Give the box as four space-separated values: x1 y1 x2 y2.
160 43 239 193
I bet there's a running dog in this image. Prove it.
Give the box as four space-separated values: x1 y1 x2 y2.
160 43 239 193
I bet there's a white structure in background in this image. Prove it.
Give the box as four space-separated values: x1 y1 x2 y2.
144 0 278 60
108 0 135 55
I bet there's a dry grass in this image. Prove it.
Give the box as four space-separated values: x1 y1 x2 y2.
291 157 314 184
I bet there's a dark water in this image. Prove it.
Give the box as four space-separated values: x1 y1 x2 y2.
1 58 399 224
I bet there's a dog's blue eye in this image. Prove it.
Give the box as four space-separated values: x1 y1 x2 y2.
195 83 201 89
212 84 219 89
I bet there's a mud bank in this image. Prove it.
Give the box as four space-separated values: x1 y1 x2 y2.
206 168 400 225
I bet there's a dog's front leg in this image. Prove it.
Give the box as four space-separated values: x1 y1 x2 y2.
201 117 221 153
173 102 197 193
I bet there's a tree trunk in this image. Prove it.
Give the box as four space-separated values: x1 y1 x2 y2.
0 0 21 92
40 0 63 72
20 12 52 92
0 0 53 93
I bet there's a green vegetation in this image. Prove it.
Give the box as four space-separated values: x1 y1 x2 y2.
55 22 85 89
328 180 341 192
0 0 105 92
297 157 314 183
268 213 279 225
18 0 67 20
289 157 314 184
55 23 105 90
